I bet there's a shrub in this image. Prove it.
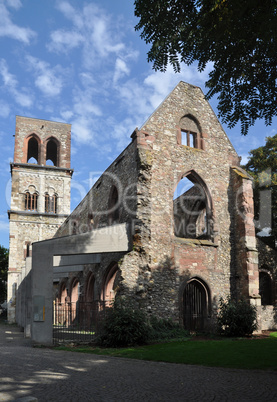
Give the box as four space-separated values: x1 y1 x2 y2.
97 299 151 347
149 316 189 341
217 296 258 337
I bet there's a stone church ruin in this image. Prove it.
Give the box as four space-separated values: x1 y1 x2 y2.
7 82 277 344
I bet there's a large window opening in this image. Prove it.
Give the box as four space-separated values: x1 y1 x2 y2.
173 172 211 239
27 136 39 164
46 138 59 166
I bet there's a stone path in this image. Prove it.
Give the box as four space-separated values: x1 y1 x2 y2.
0 322 277 401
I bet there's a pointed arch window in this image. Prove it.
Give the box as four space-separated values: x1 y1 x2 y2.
46 138 59 166
27 136 39 163
25 191 38 211
45 193 57 213
173 171 214 240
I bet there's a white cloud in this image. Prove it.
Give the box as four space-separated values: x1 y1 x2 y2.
48 30 84 53
6 0 22 10
0 3 36 44
0 59 33 107
49 2 126 68
113 58 130 84
25 56 64 97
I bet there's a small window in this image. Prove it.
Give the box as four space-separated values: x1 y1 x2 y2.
45 193 57 213
25 192 38 211
181 130 197 148
24 242 31 259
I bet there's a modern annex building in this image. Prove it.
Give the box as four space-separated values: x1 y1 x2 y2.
8 82 277 343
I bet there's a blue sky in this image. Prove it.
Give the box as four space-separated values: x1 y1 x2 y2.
0 0 276 249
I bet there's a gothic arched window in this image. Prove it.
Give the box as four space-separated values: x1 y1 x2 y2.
27 136 39 163
173 171 214 240
46 138 59 166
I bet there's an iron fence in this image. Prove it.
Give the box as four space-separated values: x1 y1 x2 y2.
53 301 110 345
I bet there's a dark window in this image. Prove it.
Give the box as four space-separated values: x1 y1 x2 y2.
259 271 273 305
46 139 58 166
45 193 57 213
25 192 38 211
27 137 39 163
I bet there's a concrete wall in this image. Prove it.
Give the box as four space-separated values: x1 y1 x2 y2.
31 223 131 344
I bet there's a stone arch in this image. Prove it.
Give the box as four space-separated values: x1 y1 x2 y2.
181 277 211 331
101 263 121 306
58 281 68 303
173 170 215 240
69 277 80 324
23 134 42 164
177 114 205 150
259 269 274 305
70 277 80 304
85 272 96 303
45 136 60 166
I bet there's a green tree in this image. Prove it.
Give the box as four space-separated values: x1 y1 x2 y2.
134 0 277 135
243 134 277 242
0 246 9 304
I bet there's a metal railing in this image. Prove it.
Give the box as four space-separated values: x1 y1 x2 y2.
53 301 109 344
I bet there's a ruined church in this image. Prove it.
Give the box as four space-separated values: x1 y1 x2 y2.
8 82 277 343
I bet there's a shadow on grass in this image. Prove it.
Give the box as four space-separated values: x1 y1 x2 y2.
55 335 277 371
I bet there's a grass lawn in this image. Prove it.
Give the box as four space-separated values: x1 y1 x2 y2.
56 334 277 371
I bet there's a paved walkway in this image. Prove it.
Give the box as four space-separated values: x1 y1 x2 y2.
0 322 277 402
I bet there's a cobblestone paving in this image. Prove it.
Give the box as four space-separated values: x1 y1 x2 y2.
0 323 277 401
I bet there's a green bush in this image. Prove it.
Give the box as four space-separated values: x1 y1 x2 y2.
149 316 189 341
97 299 151 347
217 296 258 337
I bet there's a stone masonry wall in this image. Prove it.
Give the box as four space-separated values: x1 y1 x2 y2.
8 116 72 322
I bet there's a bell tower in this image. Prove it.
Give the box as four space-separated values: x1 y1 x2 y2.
7 116 73 323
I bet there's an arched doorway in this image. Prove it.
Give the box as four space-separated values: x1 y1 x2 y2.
183 278 210 331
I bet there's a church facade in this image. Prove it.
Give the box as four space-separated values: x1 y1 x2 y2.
8 82 277 338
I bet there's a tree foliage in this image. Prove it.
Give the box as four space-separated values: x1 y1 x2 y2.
0 245 9 304
134 0 277 135
243 134 277 241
